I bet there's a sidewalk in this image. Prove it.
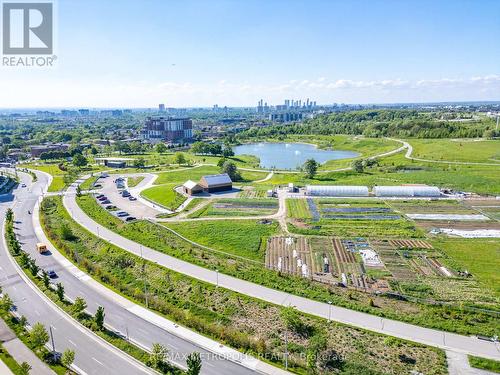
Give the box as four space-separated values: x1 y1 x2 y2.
0 318 54 375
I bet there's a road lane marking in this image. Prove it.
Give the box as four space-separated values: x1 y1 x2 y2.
68 339 76 346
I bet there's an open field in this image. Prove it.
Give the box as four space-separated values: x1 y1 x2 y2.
409 138 500 163
162 219 278 261
140 183 187 210
433 238 500 296
127 175 145 187
188 198 278 218
48 196 448 374
77 194 500 335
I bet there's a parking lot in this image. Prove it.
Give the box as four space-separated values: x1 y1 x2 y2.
95 174 163 219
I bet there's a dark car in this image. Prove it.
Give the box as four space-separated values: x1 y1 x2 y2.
117 211 129 217
98 196 108 201
101 199 111 204
128 196 137 201
105 205 117 210
96 194 104 199
121 191 130 197
47 270 57 278
125 216 137 222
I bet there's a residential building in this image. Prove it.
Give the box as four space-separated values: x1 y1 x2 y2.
141 116 193 143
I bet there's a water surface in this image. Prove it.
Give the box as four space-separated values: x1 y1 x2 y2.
233 142 359 170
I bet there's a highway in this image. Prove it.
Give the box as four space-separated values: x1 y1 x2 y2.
5 170 264 375
64 175 500 361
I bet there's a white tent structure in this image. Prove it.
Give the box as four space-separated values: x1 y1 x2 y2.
373 185 441 197
306 185 369 197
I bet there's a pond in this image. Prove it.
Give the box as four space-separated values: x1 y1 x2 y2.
233 142 359 170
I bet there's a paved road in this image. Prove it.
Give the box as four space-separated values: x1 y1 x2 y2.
0 175 152 375
14 171 264 375
65 180 500 361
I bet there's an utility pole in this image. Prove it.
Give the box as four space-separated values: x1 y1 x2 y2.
328 301 332 322
215 269 219 287
49 326 56 360
140 245 148 308
284 329 288 370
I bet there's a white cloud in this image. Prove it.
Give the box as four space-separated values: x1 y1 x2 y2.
0 74 498 107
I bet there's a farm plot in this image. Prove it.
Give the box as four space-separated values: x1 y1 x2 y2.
308 236 337 282
389 200 478 215
371 241 416 281
390 239 433 249
189 198 278 218
266 236 312 277
286 198 311 219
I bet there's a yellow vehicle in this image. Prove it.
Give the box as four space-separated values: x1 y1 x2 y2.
36 243 48 254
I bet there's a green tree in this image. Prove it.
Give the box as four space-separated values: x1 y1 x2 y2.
72 297 87 318
352 159 364 173
61 348 75 369
186 352 202 375
222 147 234 158
94 306 105 330
5 208 13 222
149 343 168 369
30 322 49 349
220 161 241 181
133 157 145 168
90 146 98 155
174 152 187 165
18 315 27 328
29 260 39 277
42 270 50 288
76 185 82 197
303 159 319 179
56 283 65 301
19 362 31 375
155 143 167 154
0 294 13 312
72 153 88 168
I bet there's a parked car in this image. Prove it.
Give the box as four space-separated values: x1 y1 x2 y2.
47 270 57 278
125 216 137 222
105 205 117 210
121 191 130 197
128 196 137 201
101 199 111 204
98 196 108 201
117 211 129 217
21 183 26 187
96 194 104 199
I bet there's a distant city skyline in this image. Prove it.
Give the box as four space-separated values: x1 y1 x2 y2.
1 0 499 108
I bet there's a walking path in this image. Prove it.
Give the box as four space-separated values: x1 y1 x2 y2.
0 318 53 375
64 181 500 361
446 351 495 375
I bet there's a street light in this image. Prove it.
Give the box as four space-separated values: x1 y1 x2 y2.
215 269 219 287
327 301 332 322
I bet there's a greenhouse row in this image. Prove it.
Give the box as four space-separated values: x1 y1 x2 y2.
305 185 441 197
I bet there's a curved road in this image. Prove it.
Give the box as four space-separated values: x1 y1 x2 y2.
10 170 272 375
0 172 152 375
64 180 500 361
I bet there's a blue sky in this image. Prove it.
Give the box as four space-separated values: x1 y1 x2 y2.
2 0 499 107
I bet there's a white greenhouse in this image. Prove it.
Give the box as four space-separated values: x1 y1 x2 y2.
305 185 369 197
373 185 441 197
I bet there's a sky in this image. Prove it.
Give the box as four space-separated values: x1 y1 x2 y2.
1 0 500 108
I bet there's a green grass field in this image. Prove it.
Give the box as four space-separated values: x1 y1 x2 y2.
140 183 186 210
433 239 500 296
469 356 500 373
286 199 311 218
127 176 145 187
163 220 278 261
409 138 500 163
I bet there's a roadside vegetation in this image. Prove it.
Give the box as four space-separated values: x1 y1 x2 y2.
43 196 447 374
141 183 187 211
469 356 500 373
